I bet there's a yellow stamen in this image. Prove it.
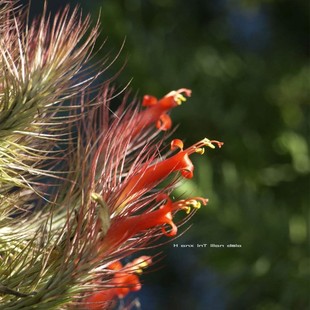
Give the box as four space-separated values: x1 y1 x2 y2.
195 148 205 155
134 268 143 275
202 138 216 149
132 259 151 274
186 199 202 209
182 206 191 214
193 201 202 209
175 94 187 105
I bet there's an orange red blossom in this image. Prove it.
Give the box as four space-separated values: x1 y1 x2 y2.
115 137 223 211
138 88 192 131
87 88 223 309
101 194 208 251
84 256 152 310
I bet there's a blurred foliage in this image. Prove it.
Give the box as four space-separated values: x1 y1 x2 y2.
85 0 309 309
26 0 309 308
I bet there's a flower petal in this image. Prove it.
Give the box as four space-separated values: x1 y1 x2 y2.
156 113 172 130
142 95 158 107
171 139 184 151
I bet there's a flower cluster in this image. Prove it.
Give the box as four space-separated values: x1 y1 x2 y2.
83 88 223 307
84 256 152 310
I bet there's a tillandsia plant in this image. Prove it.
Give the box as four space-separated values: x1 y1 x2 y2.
0 1 223 309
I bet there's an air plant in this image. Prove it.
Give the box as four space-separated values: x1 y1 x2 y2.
0 1 223 309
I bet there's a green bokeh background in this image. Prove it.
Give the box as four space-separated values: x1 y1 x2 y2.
26 0 310 308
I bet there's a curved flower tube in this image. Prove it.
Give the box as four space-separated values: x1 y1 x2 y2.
101 195 208 251
84 256 151 310
139 88 192 131
115 138 223 211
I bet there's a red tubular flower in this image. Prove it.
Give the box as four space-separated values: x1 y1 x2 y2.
84 256 151 310
115 138 223 211
102 195 208 251
136 88 192 132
